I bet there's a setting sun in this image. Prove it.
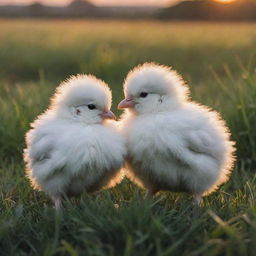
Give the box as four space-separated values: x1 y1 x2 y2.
214 0 237 3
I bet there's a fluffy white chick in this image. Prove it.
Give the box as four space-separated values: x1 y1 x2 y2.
118 63 235 204
24 75 126 209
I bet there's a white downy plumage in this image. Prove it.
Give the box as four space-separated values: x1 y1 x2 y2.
118 63 235 203
24 75 126 208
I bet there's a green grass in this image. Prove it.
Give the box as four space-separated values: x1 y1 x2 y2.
0 19 256 256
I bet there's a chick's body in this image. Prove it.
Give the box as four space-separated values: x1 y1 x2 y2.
119 63 235 201
26 119 125 197
24 75 126 208
122 104 233 196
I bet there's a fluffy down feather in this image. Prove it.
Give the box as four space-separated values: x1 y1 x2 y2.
118 63 235 203
24 75 126 208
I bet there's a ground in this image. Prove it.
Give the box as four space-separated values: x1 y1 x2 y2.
0 20 255 256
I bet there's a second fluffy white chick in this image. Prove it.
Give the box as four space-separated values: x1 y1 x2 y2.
118 63 235 203
24 75 126 208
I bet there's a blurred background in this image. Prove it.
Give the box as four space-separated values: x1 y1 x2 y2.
0 0 256 20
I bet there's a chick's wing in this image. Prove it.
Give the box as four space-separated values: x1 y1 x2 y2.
186 129 215 155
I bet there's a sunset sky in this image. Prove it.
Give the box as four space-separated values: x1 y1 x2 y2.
0 0 177 6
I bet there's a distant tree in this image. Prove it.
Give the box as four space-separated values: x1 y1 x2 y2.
158 0 256 21
68 0 95 9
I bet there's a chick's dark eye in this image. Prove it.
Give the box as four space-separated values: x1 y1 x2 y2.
88 104 96 110
140 92 148 98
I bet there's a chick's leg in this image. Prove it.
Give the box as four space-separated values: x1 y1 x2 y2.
52 196 62 210
193 194 203 206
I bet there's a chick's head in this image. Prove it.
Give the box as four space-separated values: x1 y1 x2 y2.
51 75 115 124
118 63 189 115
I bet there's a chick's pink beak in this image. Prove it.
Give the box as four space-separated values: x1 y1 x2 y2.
101 110 116 120
118 98 135 109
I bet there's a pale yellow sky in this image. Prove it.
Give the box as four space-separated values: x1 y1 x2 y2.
0 0 176 6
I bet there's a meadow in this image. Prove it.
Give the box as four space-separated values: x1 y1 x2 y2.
0 19 256 256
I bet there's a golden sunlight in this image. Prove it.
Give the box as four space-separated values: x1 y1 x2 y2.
214 0 237 3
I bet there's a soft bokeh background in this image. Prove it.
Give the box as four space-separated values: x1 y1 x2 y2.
0 0 175 6
0 1 256 255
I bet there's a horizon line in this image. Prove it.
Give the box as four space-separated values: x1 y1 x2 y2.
0 0 177 7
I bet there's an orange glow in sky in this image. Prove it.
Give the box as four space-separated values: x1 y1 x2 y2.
0 0 239 7
214 0 236 3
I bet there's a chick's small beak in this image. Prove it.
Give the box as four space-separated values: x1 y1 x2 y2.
101 110 116 120
118 98 135 109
